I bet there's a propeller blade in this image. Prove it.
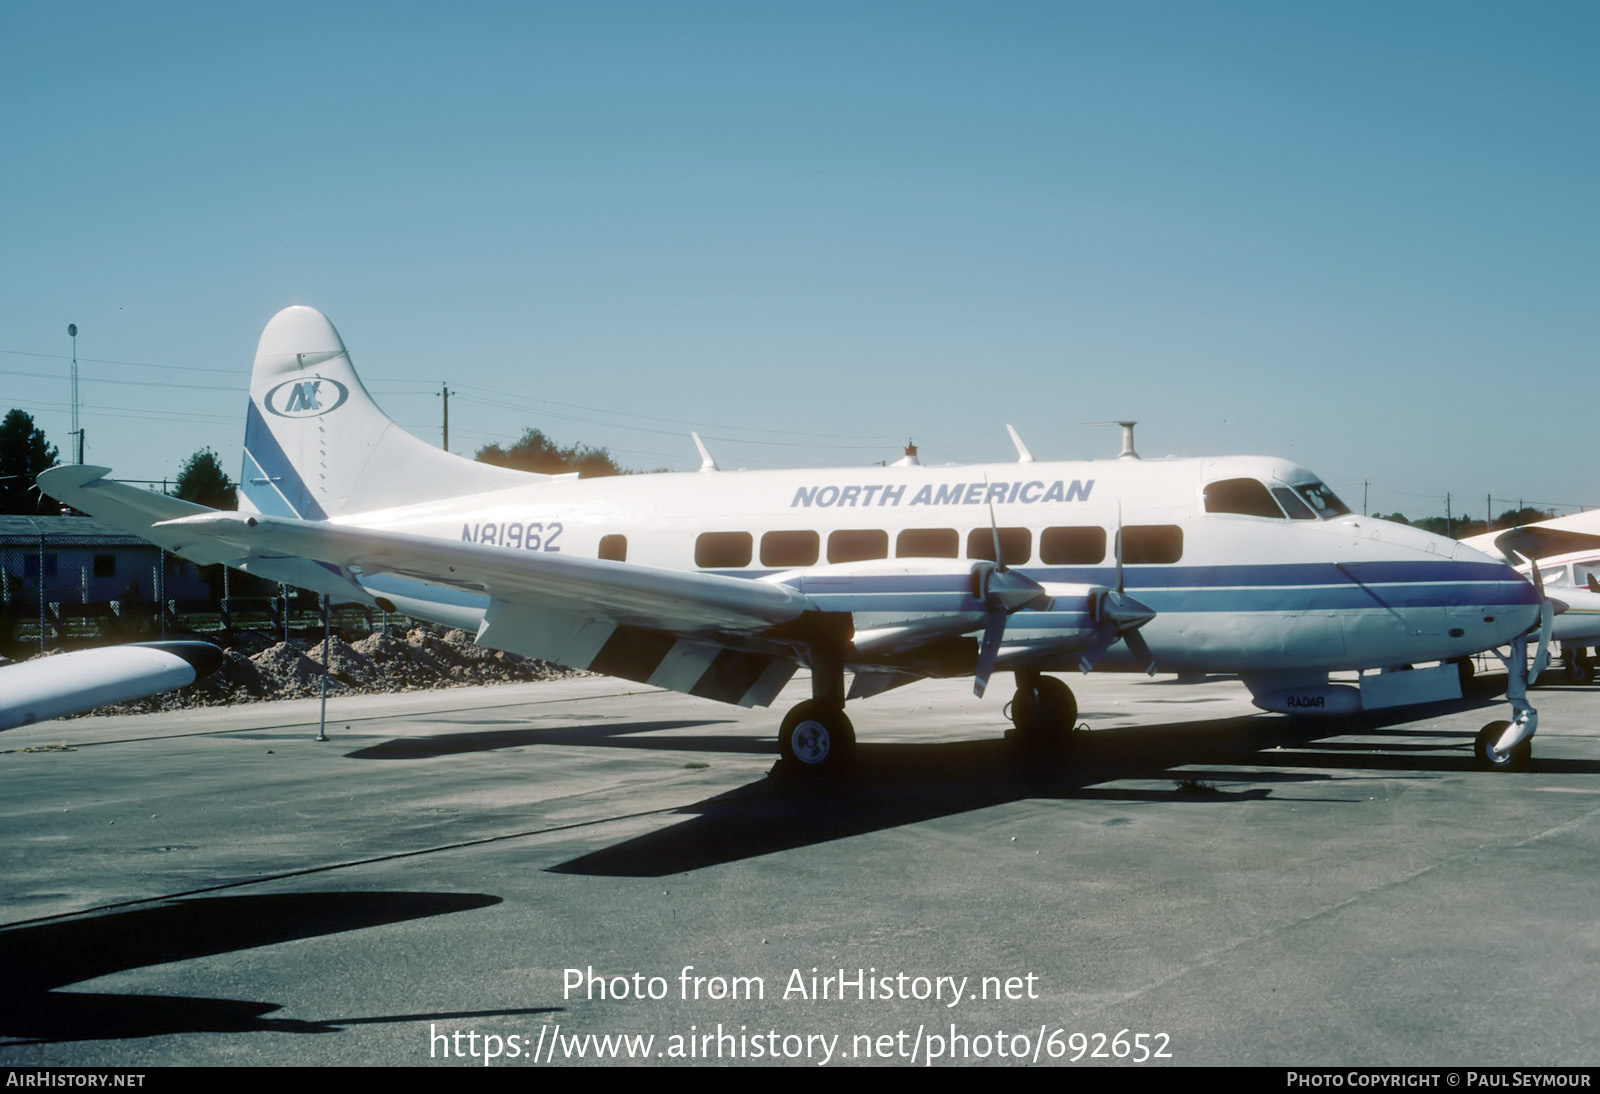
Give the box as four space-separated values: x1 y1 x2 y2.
1078 620 1118 674
1124 628 1157 676
1531 598 1552 685
973 610 1009 697
1114 503 1124 593
986 482 1006 572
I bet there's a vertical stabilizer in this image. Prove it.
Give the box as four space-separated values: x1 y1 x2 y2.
240 306 538 519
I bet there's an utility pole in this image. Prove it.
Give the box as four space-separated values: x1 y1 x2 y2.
438 382 454 451
1362 481 1369 516
1446 493 1453 538
67 323 83 463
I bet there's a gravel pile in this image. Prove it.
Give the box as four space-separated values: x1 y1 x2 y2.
72 627 578 714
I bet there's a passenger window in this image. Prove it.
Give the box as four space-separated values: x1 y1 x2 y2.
1120 525 1183 564
598 534 627 562
1204 478 1284 519
1271 487 1316 520
695 531 753 568
1040 526 1107 564
761 530 820 567
828 529 889 564
896 528 959 558
967 528 1032 565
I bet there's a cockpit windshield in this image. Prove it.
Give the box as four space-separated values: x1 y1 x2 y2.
1204 477 1353 521
1293 482 1351 518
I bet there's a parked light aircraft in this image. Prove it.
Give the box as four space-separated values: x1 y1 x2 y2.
1460 516 1600 684
37 307 1550 773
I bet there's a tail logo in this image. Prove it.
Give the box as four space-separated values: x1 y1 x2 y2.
264 377 349 419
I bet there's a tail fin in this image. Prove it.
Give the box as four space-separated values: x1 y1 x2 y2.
241 306 539 519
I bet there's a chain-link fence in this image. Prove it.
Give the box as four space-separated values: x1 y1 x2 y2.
0 517 387 658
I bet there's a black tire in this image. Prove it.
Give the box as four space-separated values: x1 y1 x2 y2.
1474 720 1532 772
1566 648 1593 685
778 700 855 775
1010 675 1078 752
1455 657 1475 691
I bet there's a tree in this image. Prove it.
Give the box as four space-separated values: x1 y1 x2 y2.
1493 507 1554 531
476 428 624 477
0 409 60 515
173 447 237 510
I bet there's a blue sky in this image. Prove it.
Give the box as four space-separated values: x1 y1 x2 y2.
3 2 1595 520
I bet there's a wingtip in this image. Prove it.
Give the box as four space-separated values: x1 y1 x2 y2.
36 464 113 496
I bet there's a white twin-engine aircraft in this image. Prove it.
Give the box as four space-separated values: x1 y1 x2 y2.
38 307 1549 773
1460 515 1600 685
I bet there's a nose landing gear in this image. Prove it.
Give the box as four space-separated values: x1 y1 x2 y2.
1476 631 1539 772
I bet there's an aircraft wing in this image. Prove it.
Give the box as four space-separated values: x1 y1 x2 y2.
0 641 225 732
1494 526 1600 564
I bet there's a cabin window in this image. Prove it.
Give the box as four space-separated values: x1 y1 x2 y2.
1204 478 1284 519
93 553 117 578
896 528 959 558
695 531 753 568
1271 487 1316 520
1040 526 1107 564
967 527 1033 565
1120 525 1183 564
761 530 820 567
1294 482 1351 518
827 529 889 564
598 534 627 562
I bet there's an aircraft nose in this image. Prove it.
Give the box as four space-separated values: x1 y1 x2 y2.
1458 554 1541 646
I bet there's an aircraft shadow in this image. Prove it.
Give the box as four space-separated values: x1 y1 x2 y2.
0 891 543 1044
344 719 745 760
549 702 1600 877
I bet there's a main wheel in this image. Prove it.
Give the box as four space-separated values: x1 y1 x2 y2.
1009 675 1079 753
1566 647 1593 685
1474 720 1532 772
778 700 855 775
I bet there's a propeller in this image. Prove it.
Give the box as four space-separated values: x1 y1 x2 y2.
1077 507 1159 676
971 490 1050 697
1527 560 1553 685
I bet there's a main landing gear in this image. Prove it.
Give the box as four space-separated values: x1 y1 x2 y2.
778 701 855 774
1565 645 1594 685
777 625 856 776
1006 670 1079 753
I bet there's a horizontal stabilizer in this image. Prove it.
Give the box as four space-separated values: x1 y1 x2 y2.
153 511 813 636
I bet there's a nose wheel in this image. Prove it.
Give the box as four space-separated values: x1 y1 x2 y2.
1477 631 1539 772
1475 719 1532 772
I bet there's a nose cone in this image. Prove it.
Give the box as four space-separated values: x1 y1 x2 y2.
1447 537 1542 642
1352 519 1541 659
